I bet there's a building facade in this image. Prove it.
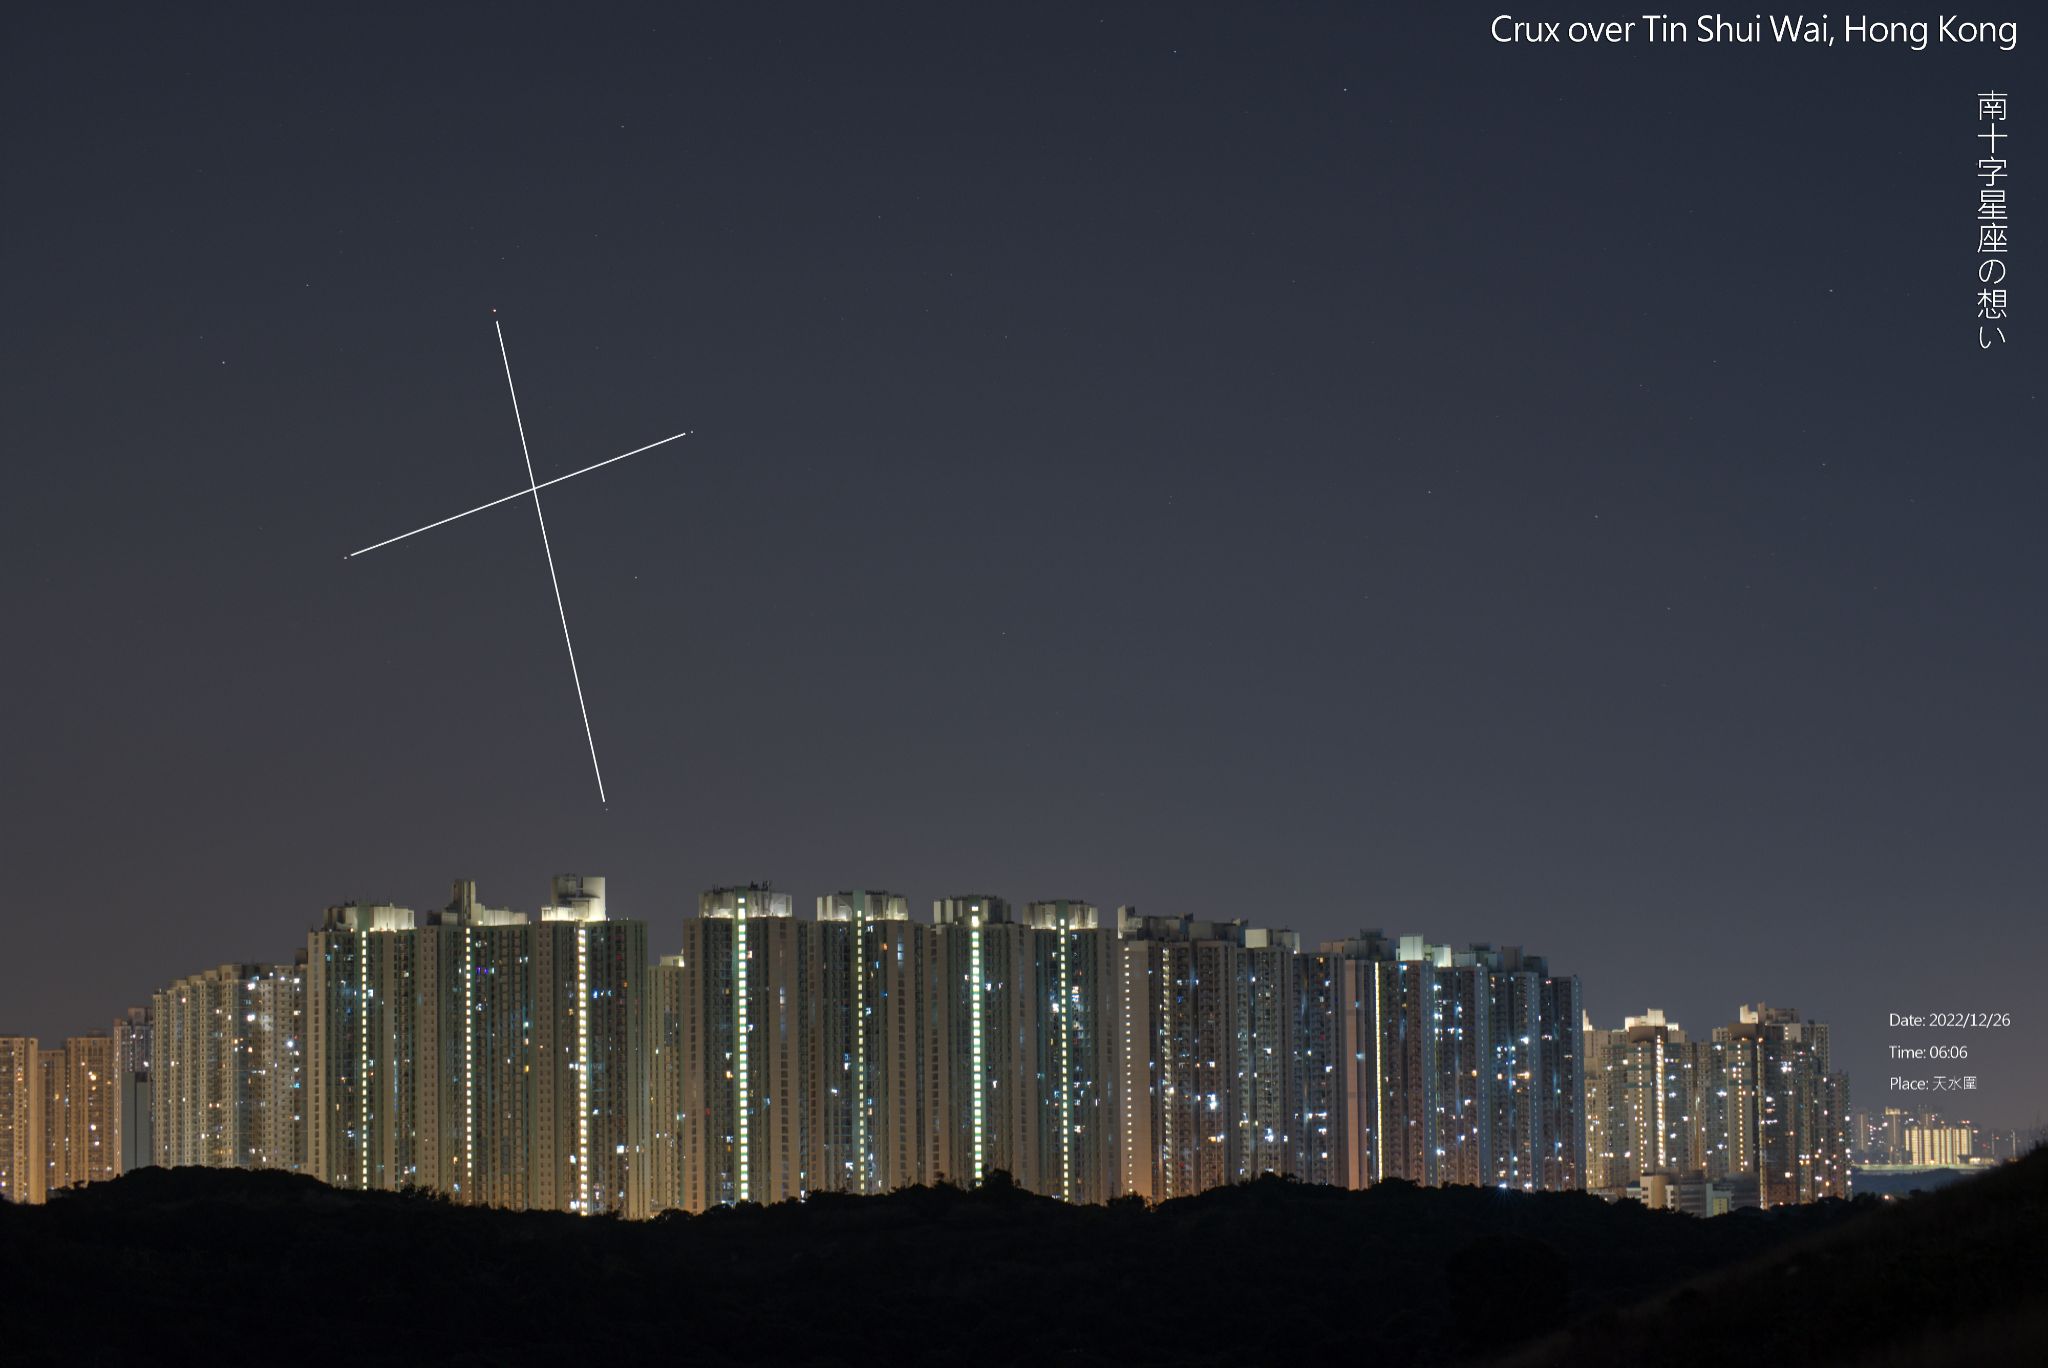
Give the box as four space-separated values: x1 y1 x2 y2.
665 885 812 1211
1022 900 1118 1204
1587 1003 1849 1209
304 877 647 1216
813 890 930 1196
1117 913 1305 1200
0 1037 41 1204
39 1048 68 1195
1322 933 1585 1194
113 1007 152 1176
62 1035 120 1188
31 874 1878 1217
1712 1004 1849 1206
929 895 1035 1191
151 962 304 1173
533 876 649 1218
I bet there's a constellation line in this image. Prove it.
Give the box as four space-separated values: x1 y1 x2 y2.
343 428 692 559
496 320 608 804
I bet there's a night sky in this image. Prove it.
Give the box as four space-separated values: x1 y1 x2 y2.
3 5 2039 1131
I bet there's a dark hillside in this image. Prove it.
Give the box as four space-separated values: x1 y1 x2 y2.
1498 1150 2048 1368
1 1159 2033 1367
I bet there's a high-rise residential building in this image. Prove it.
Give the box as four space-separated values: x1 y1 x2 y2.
1589 1003 1848 1209
328 881 533 1208
1585 1009 1711 1195
1233 927 1300 1188
7 1034 121 1198
1114 913 1157 1200
1320 932 1584 1194
420 881 537 1210
654 891 1597 1213
1583 1015 1620 1187
1873 1106 1913 1164
1904 1120 1972 1167
920 896 1120 1202
151 962 304 1172
1431 942 1587 1193
813 891 929 1195
306 903 425 1192
1021 900 1118 1204
1119 913 1224 1199
1849 1106 1873 1162
1854 1108 1980 1167
1433 956 1491 1188
113 1007 152 1175
39 1047 69 1195
1 854 1855 1223
307 877 646 1217
0 1037 42 1204
1710 1004 1849 1206
905 896 1122 1195
1289 951 1345 1188
1376 938 1442 1184
1471 942 1584 1194
929 895 1033 1192
1533 970 1586 1192
649 951 687 1211
62 1035 119 1188
1476 948 1545 1191
665 885 810 1211
1118 912 1302 1200
25 865 1884 1217
533 875 649 1219
1327 933 1439 1187
1315 936 1377 1191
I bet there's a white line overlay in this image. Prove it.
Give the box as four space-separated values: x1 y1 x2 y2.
344 428 691 559
343 315 687 805
496 320 607 804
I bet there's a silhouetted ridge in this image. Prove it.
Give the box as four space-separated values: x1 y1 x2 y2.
3 1156 2040 1367
1496 1145 2048 1367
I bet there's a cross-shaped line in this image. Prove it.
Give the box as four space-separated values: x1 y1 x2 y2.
345 317 692 805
